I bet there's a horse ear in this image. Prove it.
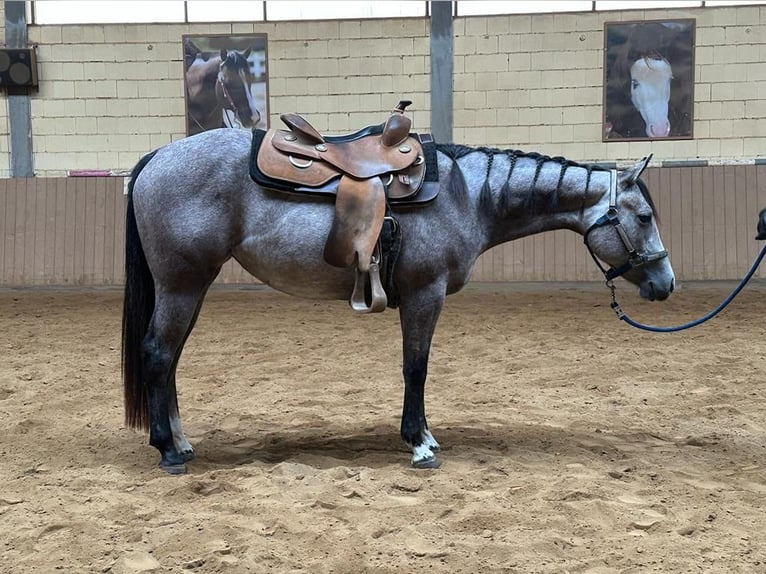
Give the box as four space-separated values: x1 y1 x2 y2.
619 154 653 186
220 48 227 60
243 47 252 58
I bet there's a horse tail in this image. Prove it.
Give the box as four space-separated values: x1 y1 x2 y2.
122 150 158 432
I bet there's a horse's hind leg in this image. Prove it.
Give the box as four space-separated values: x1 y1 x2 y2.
143 285 211 473
166 291 213 461
169 376 193 458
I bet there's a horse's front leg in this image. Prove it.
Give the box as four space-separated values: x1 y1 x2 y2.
398 288 445 468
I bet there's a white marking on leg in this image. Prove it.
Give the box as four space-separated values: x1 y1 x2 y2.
411 443 435 466
170 415 193 455
422 429 440 451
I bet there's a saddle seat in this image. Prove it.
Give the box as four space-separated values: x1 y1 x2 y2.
254 100 437 314
282 117 383 144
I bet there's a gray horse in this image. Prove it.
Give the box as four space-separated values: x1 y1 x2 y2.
122 127 675 473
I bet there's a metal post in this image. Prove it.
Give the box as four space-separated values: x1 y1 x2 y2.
429 1 453 144
5 0 34 177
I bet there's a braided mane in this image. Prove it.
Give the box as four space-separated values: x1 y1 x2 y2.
436 144 611 214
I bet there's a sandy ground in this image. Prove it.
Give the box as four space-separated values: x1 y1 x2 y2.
1 281 766 573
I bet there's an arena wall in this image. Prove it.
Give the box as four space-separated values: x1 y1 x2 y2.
1 4 765 285
3 164 764 286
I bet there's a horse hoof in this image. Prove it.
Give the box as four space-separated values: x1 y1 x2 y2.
412 456 441 469
160 462 188 475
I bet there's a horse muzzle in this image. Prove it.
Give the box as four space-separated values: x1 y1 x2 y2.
241 110 261 128
639 275 674 301
646 121 671 138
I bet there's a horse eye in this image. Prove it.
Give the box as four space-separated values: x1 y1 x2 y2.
638 213 652 225
631 80 639 90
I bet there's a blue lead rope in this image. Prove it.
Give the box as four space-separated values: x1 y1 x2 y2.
609 244 766 333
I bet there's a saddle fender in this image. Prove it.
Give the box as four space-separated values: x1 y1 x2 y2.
324 175 387 270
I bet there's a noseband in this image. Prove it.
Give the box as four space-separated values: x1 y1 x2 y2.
583 169 668 281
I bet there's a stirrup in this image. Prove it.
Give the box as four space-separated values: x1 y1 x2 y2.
350 252 387 314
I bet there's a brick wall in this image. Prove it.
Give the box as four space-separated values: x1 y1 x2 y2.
0 5 763 175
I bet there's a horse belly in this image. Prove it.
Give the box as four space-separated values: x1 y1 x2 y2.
232 214 357 300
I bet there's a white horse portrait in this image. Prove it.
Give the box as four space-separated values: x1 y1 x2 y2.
630 55 673 138
603 19 694 141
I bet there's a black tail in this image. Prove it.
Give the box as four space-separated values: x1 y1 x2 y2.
121 150 158 432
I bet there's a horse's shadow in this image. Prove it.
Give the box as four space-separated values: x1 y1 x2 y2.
189 425 411 471
181 419 728 474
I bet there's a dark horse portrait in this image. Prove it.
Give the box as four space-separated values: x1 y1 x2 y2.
183 35 268 137
604 20 695 141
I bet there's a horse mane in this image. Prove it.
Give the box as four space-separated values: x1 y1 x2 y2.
436 143 609 214
636 54 671 70
610 23 674 80
631 54 673 81
635 177 659 221
436 143 658 219
222 48 251 70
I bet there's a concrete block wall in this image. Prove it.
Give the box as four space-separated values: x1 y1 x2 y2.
454 5 766 164
19 17 429 176
0 5 763 175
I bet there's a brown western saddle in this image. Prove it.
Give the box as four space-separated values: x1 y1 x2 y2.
252 100 437 313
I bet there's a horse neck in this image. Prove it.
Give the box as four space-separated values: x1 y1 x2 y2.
187 56 222 99
443 148 610 251
203 56 222 79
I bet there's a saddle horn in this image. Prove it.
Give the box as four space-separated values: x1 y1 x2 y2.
381 100 413 147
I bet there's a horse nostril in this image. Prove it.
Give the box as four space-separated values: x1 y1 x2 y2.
670 278 675 293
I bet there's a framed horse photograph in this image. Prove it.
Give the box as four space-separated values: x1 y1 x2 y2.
183 33 269 137
603 19 695 142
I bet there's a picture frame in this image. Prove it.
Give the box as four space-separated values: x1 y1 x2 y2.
183 33 269 137
603 19 695 142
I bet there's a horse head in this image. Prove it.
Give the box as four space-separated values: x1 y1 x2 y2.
216 48 261 129
584 156 675 301
630 55 673 138
756 207 766 240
